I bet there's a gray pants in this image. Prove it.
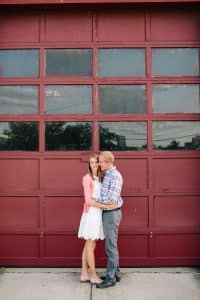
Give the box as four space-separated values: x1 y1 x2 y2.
102 209 122 281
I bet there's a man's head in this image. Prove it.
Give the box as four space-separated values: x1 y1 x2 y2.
99 151 115 171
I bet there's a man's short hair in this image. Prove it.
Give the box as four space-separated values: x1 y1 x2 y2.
99 151 115 163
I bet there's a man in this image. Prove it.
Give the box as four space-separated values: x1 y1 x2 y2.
96 151 123 289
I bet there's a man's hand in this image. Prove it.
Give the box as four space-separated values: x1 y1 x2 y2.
106 203 118 209
93 201 117 210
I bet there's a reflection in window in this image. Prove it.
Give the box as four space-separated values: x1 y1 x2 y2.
45 122 92 150
152 84 200 113
152 48 199 77
0 86 38 114
45 85 92 114
0 122 39 151
99 48 145 77
0 50 39 78
46 49 92 76
153 121 200 150
100 122 147 151
99 85 146 114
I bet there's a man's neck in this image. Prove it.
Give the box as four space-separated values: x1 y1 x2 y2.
105 164 114 172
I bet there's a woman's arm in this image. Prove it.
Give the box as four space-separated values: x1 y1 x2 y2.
82 175 96 206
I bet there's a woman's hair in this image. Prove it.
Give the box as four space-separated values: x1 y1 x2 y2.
88 154 102 181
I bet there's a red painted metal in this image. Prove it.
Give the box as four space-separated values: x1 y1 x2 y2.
0 6 200 267
45 12 93 42
0 0 200 5
97 11 146 42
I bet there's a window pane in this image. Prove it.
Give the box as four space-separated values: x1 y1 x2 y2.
152 84 200 113
46 49 92 76
99 48 145 77
99 85 146 114
0 50 39 78
45 122 92 151
100 122 147 151
153 121 200 150
0 122 38 151
0 86 38 114
45 85 92 114
152 48 199 76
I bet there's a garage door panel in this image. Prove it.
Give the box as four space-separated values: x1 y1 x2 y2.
97 11 145 42
120 197 148 231
154 196 200 228
154 234 200 257
45 11 92 42
117 159 148 193
44 235 83 257
119 235 149 258
0 235 40 257
45 197 83 231
0 12 39 43
0 197 39 230
43 159 86 193
150 11 199 42
0 159 39 192
153 158 200 193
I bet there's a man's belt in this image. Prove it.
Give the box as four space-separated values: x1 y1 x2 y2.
103 207 121 213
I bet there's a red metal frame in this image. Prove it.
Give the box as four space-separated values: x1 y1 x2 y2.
0 0 200 4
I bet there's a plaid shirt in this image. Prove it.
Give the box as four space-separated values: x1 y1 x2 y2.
96 166 123 207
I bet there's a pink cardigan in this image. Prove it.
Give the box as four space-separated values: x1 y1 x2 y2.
82 174 96 213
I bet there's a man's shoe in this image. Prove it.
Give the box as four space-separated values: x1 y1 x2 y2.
100 276 106 281
100 274 121 282
115 272 121 282
96 279 116 289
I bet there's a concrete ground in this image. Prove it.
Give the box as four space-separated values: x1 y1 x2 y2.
0 267 200 300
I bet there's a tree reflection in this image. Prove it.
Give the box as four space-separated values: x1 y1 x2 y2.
45 122 92 150
0 122 38 151
100 126 147 151
154 136 200 150
3 122 199 152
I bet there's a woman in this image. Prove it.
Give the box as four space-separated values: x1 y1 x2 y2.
78 154 116 284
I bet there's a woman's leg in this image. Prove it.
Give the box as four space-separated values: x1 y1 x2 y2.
86 240 100 281
81 242 89 279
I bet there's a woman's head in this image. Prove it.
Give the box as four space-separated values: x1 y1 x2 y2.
88 154 100 179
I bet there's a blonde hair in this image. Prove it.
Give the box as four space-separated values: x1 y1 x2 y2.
99 151 115 164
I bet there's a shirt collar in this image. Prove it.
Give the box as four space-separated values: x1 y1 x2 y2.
105 166 116 175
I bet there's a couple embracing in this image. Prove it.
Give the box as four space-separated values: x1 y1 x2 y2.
78 151 123 289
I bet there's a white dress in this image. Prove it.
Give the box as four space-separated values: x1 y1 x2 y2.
78 178 105 240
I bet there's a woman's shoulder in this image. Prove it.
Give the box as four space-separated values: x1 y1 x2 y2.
83 173 93 182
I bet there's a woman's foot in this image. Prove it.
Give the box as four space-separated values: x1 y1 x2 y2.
90 276 102 284
80 274 90 283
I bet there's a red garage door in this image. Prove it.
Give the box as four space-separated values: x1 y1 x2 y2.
0 6 200 266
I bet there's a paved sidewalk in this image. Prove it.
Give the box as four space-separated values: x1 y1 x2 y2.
0 267 199 300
